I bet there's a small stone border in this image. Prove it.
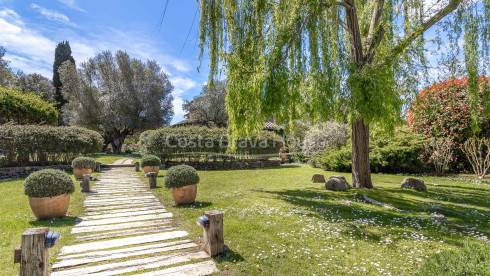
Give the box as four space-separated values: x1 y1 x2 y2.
0 165 72 180
164 160 281 170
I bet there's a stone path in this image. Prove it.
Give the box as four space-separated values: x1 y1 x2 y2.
112 158 134 165
52 168 218 276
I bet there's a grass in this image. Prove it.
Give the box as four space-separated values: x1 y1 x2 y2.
138 164 490 275
0 172 91 275
90 153 141 165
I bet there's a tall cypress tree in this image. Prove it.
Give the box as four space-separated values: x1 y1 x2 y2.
53 41 75 123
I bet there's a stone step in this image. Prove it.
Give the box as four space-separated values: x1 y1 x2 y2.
60 231 188 255
51 250 209 276
132 260 219 276
76 226 176 241
76 213 173 227
72 219 173 234
53 241 197 270
83 203 163 212
83 199 160 207
85 206 166 216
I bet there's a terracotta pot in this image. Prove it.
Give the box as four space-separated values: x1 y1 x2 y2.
73 168 92 179
171 184 197 205
144 166 160 176
28 194 70 220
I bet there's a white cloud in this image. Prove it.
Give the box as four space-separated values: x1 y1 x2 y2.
57 0 86 12
0 9 56 77
31 4 71 23
170 76 197 95
172 97 186 117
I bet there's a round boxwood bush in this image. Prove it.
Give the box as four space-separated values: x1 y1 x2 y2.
141 155 161 167
24 169 75 198
72 157 96 169
164 165 199 189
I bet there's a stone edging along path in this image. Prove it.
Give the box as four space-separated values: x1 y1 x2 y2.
52 168 218 276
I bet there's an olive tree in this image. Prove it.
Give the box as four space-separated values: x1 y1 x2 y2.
183 80 228 127
198 0 489 188
16 72 56 102
59 50 174 153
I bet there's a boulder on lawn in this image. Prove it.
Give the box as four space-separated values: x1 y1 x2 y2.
312 174 326 183
330 175 346 182
325 176 351 191
400 177 426 191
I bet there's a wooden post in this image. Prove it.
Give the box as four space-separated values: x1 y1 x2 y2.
95 162 101 172
20 227 49 276
203 211 224 256
135 162 140 172
148 172 157 188
81 174 91 192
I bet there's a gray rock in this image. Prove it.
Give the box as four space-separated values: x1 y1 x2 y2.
330 175 346 181
325 177 350 191
400 177 426 191
312 174 326 183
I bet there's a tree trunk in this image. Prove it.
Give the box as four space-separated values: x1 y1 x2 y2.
351 118 373 188
110 135 126 154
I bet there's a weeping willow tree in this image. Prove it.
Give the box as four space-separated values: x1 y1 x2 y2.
198 0 490 188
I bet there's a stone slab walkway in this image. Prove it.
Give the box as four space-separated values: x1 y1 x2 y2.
112 158 134 165
52 168 218 276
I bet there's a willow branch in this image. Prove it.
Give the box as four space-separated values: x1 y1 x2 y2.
380 0 462 67
365 0 385 49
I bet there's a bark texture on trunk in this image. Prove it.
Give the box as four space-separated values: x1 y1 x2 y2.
110 135 125 154
351 118 373 188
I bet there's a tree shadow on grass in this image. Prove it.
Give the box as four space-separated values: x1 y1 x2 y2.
214 245 245 263
257 188 480 246
173 201 213 209
29 216 78 227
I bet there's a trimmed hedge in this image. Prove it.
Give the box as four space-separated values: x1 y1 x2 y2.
315 127 428 173
72 157 96 169
164 165 199 188
24 169 74 198
141 155 161 167
140 126 284 161
0 86 58 125
0 124 103 166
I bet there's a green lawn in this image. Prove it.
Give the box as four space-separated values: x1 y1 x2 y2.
91 153 141 165
139 165 490 275
0 173 91 275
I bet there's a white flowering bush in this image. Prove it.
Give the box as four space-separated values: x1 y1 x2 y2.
302 121 349 156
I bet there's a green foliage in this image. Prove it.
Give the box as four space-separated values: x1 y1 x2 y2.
0 124 103 166
140 126 283 161
24 169 74 198
408 77 490 143
141 155 161 167
53 41 75 108
0 86 58 125
417 241 490 276
71 157 96 169
163 165 199 188
316 128 427 173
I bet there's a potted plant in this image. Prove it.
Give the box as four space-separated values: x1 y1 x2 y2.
24 169 75 220
141 155 161 176
164 165 199 204
72 157 96 179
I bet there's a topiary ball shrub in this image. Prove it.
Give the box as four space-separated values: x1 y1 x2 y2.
24 169 75 198
164 165 199 189
72 157 96 169
141 155 162 167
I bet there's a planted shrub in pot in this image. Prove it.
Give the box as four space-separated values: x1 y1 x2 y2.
141 155 161 176
72 157 96 179
164 165 199 204
24 169 75 220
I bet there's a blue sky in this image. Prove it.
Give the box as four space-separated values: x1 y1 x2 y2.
0 0 207 124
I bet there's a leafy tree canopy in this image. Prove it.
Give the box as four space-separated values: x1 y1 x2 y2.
183 80 228 127
198 0 489 187
59 50 174 153
16 72 56 102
